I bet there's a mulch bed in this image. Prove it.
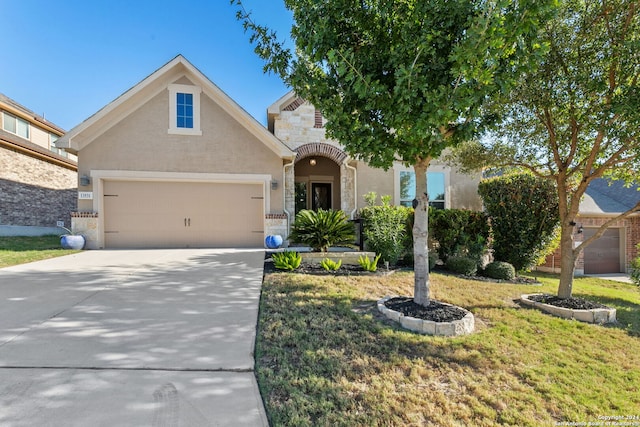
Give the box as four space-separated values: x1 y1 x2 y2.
384 297 468 322
527 294 609 310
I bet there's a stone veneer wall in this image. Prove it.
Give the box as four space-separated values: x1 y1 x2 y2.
274 100 357 217
71 212 99 249
0 146 77 230
265 214 289 247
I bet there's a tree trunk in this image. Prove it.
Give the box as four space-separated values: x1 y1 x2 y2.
557 223 577 298
413 159 431 307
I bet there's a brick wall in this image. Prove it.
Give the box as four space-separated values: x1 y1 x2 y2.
0 146 77 228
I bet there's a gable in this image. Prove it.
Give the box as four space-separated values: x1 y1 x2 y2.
56 55 294 160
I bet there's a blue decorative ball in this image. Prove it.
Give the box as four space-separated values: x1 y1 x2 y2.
265 235 283 249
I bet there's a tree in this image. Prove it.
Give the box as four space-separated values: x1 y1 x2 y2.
233 0 556 306
450 0 640 298
478 173 559 271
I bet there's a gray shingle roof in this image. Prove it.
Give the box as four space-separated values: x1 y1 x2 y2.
580 178 640 214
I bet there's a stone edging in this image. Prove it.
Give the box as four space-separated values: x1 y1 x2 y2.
377 296 475 336
520 294 616 324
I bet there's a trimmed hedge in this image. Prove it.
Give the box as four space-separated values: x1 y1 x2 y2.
483 261 516 281
478 172 559 271
445 256 478 276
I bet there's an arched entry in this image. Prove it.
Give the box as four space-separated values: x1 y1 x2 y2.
293 143 348 213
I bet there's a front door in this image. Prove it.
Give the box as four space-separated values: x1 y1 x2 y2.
311 183 332 210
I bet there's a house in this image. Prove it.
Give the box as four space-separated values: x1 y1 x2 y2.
0 93 77 236
56 55 482 250
540 178 640 275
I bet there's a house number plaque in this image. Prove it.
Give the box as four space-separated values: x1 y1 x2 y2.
78 192 93 200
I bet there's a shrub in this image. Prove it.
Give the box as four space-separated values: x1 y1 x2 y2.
321 258 342 271
429 208 490 263
445 256 478 276
358 254 381 272
272 251 302 271
289 209 355 252
483 261 516 281
631 243 640 286
428 252 439 272
360 202 413 266
478 172 559 271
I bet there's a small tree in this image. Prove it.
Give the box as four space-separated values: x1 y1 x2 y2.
450 0 640 297
478 172 559 271
234 0 556 306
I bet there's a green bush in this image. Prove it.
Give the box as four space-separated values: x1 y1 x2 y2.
358 254 381 272
272 251 302 271
428 251 438 272
483 261 516 281
321 258 342 271
445 256 478 276
478 172 559 271
360 201 413 266
289 209 355 252
631 243 640 286
429 208 490 263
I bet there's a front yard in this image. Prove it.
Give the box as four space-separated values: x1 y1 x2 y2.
256 270 640 426
0 235 78 268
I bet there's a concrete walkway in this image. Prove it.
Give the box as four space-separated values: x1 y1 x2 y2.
585 273 633 284
0 249 268 426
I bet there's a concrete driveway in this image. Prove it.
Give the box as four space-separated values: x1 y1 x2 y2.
0 249 268 426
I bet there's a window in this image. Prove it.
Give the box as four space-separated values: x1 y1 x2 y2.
176 93 193 128
168 84 202 135
2 112 29 139
399 171 446 209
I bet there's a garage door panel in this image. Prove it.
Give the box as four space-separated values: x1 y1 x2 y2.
103 181 264 249
583 228 621 274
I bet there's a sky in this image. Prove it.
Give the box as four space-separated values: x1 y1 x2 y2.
0 0 294 131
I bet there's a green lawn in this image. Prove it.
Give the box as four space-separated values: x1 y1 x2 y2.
256 270 640 426
0 235 79 268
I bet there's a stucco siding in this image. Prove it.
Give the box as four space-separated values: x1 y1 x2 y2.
78 87 285 212
355 162 395 208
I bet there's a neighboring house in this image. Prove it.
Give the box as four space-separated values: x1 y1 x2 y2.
540 178 640 275
0 93 77 236
56 55 481 250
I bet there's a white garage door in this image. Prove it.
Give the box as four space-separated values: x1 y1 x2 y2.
103 181 264 248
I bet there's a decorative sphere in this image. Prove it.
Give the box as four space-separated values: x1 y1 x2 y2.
265 235 283 249
61 235 86 250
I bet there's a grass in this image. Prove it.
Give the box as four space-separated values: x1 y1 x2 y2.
0 235 79 268
256 270 640 426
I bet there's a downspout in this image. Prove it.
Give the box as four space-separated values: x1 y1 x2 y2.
344 160 358 219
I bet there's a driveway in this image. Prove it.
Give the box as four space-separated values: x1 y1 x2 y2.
0 249 268 426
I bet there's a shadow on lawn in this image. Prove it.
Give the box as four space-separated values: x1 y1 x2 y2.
572 293 640 336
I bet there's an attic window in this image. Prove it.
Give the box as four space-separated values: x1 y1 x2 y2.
168 84 202 136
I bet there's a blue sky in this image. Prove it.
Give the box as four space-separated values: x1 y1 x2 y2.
0 0 293 131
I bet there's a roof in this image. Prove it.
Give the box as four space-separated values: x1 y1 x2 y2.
580 178 640 215
0 93 66 135
0 129 77 170
56 55 295 159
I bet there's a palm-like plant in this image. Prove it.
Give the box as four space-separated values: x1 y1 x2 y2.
289 209 355 252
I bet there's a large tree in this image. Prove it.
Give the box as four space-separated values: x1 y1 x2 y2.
233 0 555 306
451 0 640 298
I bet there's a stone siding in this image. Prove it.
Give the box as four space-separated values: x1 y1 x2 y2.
71 212 99 249
0 146 77 229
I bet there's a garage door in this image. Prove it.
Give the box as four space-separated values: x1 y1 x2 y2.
103 181 264 248
583 228 621 274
